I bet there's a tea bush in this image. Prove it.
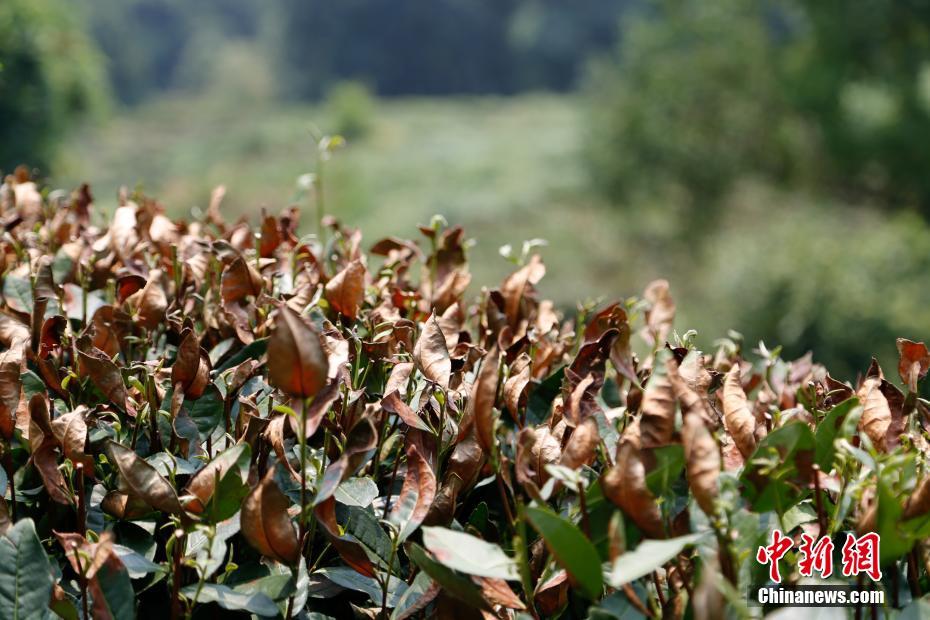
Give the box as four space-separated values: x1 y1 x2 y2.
0 173 927 618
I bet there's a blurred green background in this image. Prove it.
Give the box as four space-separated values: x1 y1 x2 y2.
4 0 930 379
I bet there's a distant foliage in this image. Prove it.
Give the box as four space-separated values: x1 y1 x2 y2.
0 0 107 172
585 0 814 212
586 0 930 215
325 81 376 140
0 176 928 617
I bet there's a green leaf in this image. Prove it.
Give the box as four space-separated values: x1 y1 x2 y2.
876 474 912 564
899 596 930 620
525 506 603 599
0 518 55 620
340 505 400 573
391 571 435 620
406 543 488 611
740 421 816 514
231 572 294 604
181 583 279 616
527 368 565 426
644 445 685 496
93 558 135 619
334 477 379 508
215 338 268 373
112 544 164 579
317 567 407 608
814 398 859 470
781 503 818 533
2 275 33 315
607 533 703 588
421 526 520 580
182 386 225 437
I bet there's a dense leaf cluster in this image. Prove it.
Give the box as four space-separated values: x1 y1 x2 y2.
0 172 929 618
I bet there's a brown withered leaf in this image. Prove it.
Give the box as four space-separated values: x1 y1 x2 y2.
30 396 71 505
183 445 248 514
385 362 415 396
500 254 545 327
78 339 133 415
722 364 757 459
314 496 376 576
414 313 451 389
259 211 282 258
602 419 665 538
897 338 930 393
566 372 597 427
857 376 891 451
560 416 600 470
315 417 378 504
474 577 526 610
0 344 24 439
534 571 569 618
267 305 329 398
325 258 366 320
289 379 342 440
585 302 637 385
265 413 297 477
381 390 431 432
639 350 676 448
389 443 437 541
106 441 183 515
50 409 91 469
503 353 531 421
55 531 116 588
682 413 719 517
124 270 167 329
171 328 211 399
642 279 675 346
241 470 301 565
0 311 30 347
109 203 139 262
221 255 263 303
471 345 501 453
88 305 130 359
667 355 717 429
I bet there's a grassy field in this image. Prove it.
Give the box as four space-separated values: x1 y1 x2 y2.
52 92 930 377
53 93 656 308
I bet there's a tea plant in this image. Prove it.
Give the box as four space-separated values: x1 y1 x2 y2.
0 172 928 618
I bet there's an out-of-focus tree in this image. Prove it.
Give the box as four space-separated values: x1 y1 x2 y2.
587 0 930 216
274 0 632 98
77 0 268 105
0 0 107 173
275 0 519 99
509 0 634 90
788 0 930 211
584 0 816 216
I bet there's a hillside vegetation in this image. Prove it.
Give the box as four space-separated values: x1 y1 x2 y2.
0 173 929 617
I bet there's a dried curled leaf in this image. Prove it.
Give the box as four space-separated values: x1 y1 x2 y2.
414 313 451 388
722 364 756 459
106 441 183 515
389 443 437 542
472 345 501 453
897 338 930 392
560 416 600 470
857 376 891 451
267 305 329 398
241 471 301 565
325 258 366 320
639 349 676 448
682 413 719 517
602 419 665 538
